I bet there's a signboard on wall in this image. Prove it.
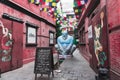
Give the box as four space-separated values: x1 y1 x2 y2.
34 47 54 79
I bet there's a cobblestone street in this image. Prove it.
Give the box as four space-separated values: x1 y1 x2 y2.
0 49 95 80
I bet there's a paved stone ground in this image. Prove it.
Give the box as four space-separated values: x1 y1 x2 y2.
53 49 96 80
0 49 96 80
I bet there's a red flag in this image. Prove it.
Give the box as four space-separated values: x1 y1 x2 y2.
39 0 45 4
77 0 82 6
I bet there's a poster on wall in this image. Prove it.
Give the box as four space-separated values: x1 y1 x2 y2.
49 31 54 46
89 6 108 70
88 25 93 38
26 25 37 46
27 27 36 43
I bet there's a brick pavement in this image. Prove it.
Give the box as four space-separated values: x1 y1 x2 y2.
0 49 96 80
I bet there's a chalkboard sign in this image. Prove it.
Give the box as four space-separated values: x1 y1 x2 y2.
34 47 54 80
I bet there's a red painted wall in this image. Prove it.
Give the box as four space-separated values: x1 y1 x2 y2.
78 0 120 79
0 0 56 72
107 0 120 80
107 0 120 28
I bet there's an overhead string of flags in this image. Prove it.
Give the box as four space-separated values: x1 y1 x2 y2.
73 0 88 19
28 0 60 19
28 0 59 5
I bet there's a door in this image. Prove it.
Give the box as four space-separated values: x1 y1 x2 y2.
0 19 13 72
0 18 23 72
11 21 23 69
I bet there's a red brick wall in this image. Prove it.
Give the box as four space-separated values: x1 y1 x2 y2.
107 0 120 79
109 31 120 73
110 70 120 80
109 30 120 80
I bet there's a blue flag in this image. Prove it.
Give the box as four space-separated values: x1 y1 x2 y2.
84 0 88 3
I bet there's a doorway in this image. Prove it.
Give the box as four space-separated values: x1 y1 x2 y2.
0 18 23 73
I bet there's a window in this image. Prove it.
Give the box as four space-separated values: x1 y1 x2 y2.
26 22 38 46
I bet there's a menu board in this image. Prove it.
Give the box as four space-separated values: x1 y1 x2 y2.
34 47 53 75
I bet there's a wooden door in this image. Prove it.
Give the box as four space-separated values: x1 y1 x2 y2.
11 21 23 69
0 19 23 72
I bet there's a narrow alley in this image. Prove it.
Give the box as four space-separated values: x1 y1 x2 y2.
0 0 120 80
0 49 95 80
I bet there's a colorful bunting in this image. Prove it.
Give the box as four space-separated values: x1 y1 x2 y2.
34 0 40 4
39 0 44 4
28 0 59 6
39 0 43 3
28 0 59 20
40 8 49 12
84 0 88 3
28 0 34 3
74 0 82 7
81 0 85 5
73 6 83 13
81 0 88 4
45 2 56 7
51 2 57 7
49 0 60 3
45 0 50 3
73 0 88 7
76 15 80 19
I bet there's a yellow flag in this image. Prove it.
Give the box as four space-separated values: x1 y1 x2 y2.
49 0 52 2
52 2 56 7
30 0 34 3
44 8 48 12
69 16 72 19
46 0 50 3
75 9 78 13
54 13 57 16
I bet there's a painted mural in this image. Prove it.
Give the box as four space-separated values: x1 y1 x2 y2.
89 6 109 69
0 21 13 62
94 11 107 67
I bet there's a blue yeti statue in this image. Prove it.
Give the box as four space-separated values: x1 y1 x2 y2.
55 30 76 58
